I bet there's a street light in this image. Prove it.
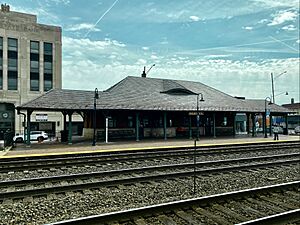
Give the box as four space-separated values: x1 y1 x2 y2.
194 93 204 195
92 88 99 146
264 96 272 138
196 93 204 141
271 71 287 104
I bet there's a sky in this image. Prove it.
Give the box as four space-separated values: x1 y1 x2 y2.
7 0 300 105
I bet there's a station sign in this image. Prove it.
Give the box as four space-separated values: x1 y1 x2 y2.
36 114 48 122
188 112 204 116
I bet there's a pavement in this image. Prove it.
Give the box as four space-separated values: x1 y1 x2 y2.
1 134 299 158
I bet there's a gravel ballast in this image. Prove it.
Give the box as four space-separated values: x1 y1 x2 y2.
0 165 298 225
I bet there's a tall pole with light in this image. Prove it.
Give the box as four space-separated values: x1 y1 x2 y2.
264 96 272 138
271 71 287 104
92 88 99 146
196 93 204 141
194 92 204 195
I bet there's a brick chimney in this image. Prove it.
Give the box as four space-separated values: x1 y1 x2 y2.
141 66 146 78
291 98 294 104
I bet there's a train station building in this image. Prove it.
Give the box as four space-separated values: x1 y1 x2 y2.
17 75 291 145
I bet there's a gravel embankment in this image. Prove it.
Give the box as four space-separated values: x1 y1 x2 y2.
0 165 298 225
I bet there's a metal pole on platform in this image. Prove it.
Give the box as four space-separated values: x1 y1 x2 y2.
193 139 197 195
92 88 99 146
105 117 108 143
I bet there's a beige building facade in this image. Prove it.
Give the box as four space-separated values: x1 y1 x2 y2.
0 4 64 137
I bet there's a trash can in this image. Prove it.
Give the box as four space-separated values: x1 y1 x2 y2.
60 130 68 142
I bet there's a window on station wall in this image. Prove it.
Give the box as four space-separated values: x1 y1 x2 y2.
30 41 39 91
0 37 2 90
44 42 53 91
7 38 18 90
108 117 117 128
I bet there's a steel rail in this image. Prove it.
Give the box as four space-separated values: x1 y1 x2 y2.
0 143 299 172
49 181 300 225
235 209 300 225
3 141 300 163
0 157 298 200
0 152 299 188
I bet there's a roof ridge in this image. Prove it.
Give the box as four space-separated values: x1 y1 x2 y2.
104 76 129 92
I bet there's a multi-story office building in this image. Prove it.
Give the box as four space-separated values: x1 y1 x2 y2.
0 4 63 138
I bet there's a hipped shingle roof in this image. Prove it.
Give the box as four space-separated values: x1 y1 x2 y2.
18 76 291 113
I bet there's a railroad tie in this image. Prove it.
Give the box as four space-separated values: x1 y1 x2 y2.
157 214 177 225
133 218 148 225
259 196 298 210
246 197 285 213
212 204 248 222
233 202 266 218
192 206 232 225
175 209 205 224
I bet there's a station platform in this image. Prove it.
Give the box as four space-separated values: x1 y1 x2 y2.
1 134 299 158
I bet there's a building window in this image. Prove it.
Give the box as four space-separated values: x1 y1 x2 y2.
44 42 53 91
8 38 17 51
8 38 18 90
30 72 39 91
8 71 17 90
30 41 39 53
0 70 2 90
30 41 39 91
44 42 52 55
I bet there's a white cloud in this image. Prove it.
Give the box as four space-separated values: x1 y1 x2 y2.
268 10 298 26
242 26 253 30
136 59 147 65
66 23 101 32
61 36 299 104
46 0 70 5
189 16 200 22
252 0 299 8
142 47 150 51
296 40 300 43
282 25 297 31
204 54 232 59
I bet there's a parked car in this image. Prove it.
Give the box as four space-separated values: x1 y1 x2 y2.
295 126 300 134
13 131 48 143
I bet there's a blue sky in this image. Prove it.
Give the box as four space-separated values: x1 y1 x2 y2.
8 0 300 104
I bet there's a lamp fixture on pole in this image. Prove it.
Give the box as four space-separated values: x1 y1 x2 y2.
194 92 204 195
92 88 99 146
264 96 272 138
141 64 155 78
196 93 204 141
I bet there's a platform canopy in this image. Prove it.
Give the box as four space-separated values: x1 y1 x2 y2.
17 76 291 113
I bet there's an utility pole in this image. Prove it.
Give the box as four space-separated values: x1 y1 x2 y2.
270 71 287 104
271 73 275 104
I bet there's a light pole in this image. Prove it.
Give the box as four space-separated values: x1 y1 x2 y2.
264 97 272 138
92 88 99 146
196 93 204 141
194 93 204 195
271 71 287 104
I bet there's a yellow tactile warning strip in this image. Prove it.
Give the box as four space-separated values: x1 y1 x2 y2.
0 139 299 159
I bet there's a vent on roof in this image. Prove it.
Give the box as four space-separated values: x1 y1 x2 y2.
161 80 196 95
234 96 246 100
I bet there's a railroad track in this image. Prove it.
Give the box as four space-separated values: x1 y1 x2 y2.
0 153 298 200
50 181 300 225
0 142 299 174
